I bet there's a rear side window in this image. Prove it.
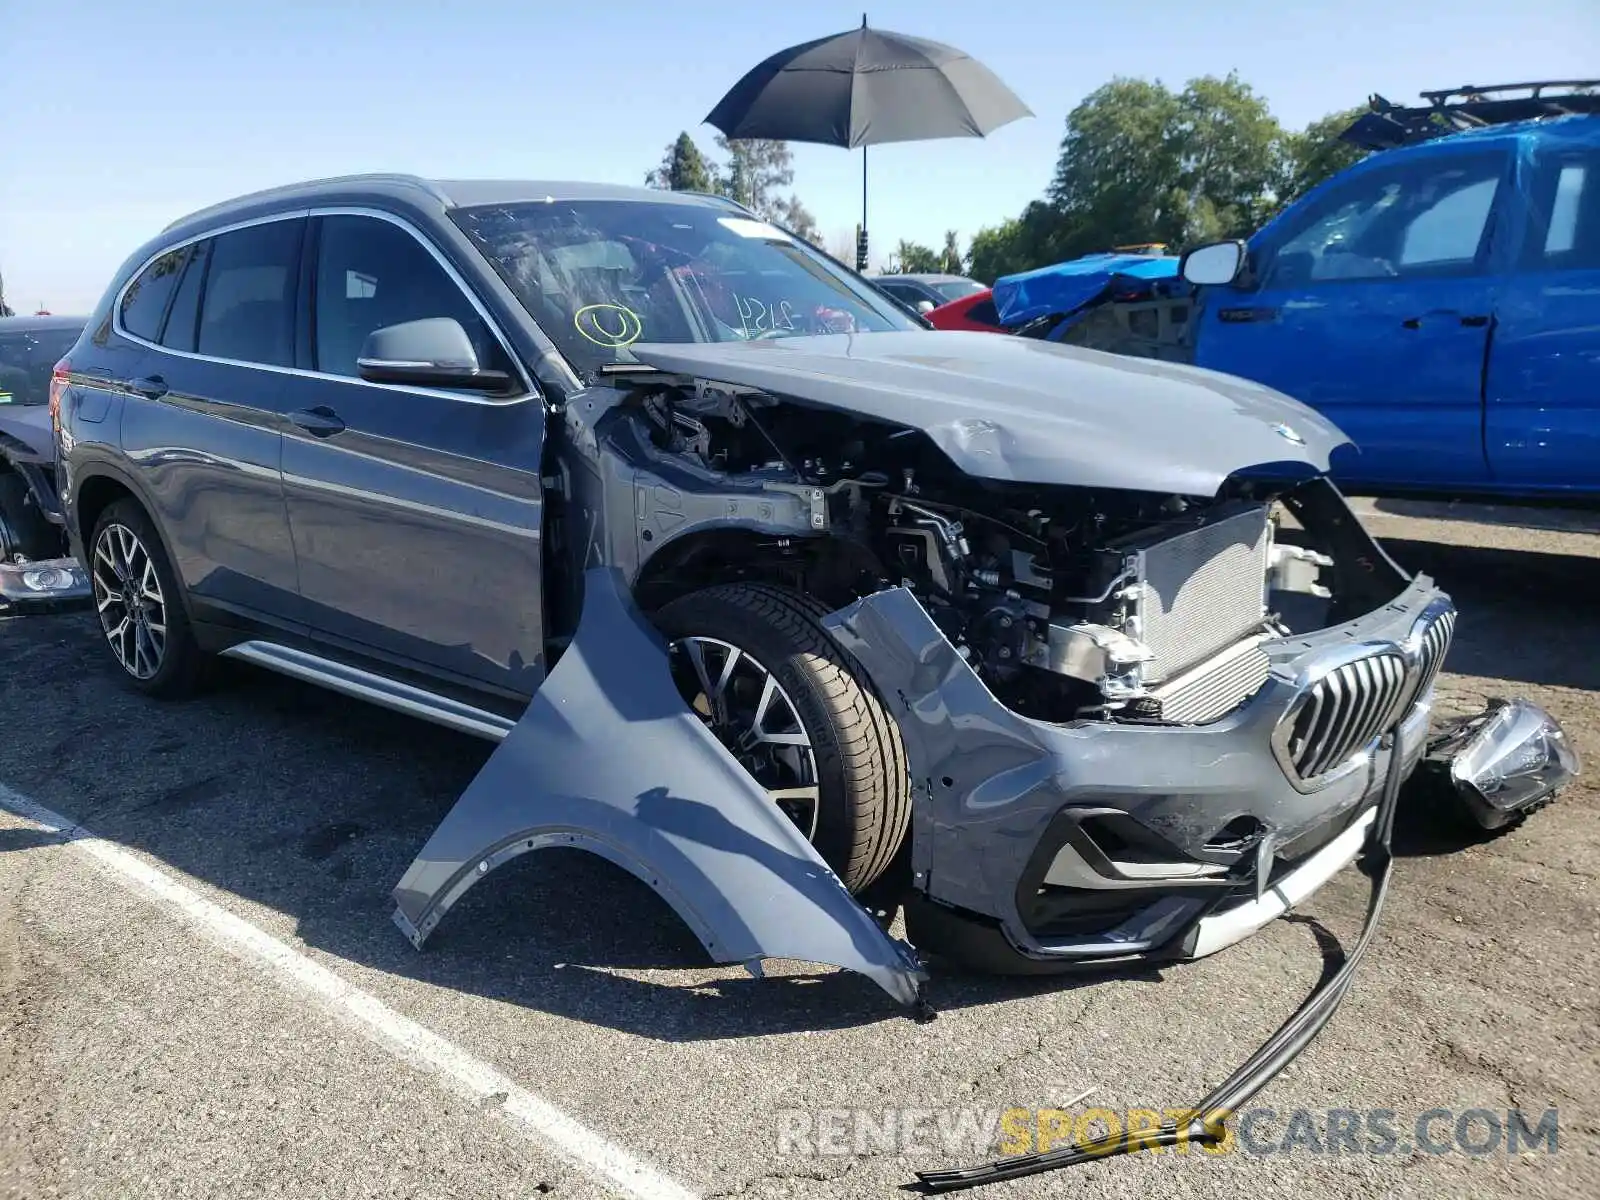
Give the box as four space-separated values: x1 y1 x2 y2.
160 240 211 353
313 215 504 380
196 220 304 367
119 247 190 341
1524 149 1600 271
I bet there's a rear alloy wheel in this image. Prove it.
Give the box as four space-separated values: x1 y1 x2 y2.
655 583 911 894
89 499 206 697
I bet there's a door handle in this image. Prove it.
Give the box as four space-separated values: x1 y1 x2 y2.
130 375 168 400
289 406 346 437
1218 306 1279 324
1400 311 1491 330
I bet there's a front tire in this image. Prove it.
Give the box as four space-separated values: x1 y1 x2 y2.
89 499 207 698
654 582 911 894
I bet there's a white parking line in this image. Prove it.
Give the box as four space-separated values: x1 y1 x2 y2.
0 784 700 1200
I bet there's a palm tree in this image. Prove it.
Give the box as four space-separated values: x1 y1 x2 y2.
941 231 963 275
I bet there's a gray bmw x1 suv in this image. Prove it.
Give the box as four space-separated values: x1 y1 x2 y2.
57 174 1576 1055
57 177 1580 1175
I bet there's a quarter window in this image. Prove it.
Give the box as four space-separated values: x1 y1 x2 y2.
313 215 503 382
1265 152 1506 286
119 247 190 342
160 240 211 353
196 220 304 367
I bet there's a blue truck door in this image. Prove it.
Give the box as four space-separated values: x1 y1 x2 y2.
1486 134 1600 491
1194 145 1512 488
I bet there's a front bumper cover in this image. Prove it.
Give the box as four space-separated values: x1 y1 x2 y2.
912 731 1407 1192
821 575 1451 971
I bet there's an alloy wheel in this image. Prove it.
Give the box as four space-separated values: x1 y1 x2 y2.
91 523 168 681
667 636 821 840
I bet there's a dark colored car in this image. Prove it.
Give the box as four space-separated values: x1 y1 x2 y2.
52 176 1573 1181
871 272 986 314
0 314 92 604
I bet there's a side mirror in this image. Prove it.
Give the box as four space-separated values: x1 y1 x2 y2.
915 299 937 315
1180 240 1248 287
357 318 514 393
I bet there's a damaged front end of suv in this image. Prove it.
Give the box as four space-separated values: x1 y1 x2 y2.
379 195 1573 1186
392 322 1575 999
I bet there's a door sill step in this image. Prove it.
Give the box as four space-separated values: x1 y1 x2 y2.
219 640 516 742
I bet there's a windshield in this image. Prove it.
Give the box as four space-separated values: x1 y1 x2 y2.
933 278 986 301
0 326 80 406
450 199 919 379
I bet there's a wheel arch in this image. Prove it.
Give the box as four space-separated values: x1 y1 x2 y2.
632 527 884 612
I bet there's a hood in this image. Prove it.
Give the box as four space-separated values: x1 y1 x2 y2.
0 403 54 463
627 331 1350 496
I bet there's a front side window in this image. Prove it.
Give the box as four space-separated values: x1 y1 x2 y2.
196 220 303 367
451 199 917 380
313 215 505 380
119 246 190 342
1265 151 1507 286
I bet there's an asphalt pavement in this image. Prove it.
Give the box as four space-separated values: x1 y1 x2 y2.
1 503 1596 1199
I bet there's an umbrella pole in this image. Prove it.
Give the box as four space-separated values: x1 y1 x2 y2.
857 144 869 272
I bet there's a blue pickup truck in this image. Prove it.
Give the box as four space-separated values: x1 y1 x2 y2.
998 83 1600 500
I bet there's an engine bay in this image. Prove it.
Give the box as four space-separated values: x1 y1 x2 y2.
590 379 1399 725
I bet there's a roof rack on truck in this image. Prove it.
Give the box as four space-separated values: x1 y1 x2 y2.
1341 80 1600 150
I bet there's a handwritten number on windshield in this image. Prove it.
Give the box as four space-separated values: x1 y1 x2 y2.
734 295 799 336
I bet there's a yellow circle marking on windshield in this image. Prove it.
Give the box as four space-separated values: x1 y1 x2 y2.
574 304 643 348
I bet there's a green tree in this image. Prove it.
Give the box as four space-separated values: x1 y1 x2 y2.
886 240 943 273
1048 77 1185 257
646 132 714 193
1279 107 1369 209
1167 73 1286 242
714 136 791 215
966 202 1075 283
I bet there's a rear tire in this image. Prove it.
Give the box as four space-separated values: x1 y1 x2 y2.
654 582 911 894
88 499 208 698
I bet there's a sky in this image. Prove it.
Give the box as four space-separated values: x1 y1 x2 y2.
2 0 1596 313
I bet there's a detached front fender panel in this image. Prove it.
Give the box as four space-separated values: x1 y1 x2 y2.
391 566 927 1010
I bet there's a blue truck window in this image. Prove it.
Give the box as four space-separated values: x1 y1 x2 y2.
1264 152 1505 287
1522 151 1598 270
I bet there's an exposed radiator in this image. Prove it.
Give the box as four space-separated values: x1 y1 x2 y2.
1121 504 1272 683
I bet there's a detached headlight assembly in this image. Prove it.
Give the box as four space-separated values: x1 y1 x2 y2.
1439 698 1580 830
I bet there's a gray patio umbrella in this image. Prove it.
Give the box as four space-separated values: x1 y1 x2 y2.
705 17 1032 270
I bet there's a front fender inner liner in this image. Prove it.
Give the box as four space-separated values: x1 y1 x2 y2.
390 566 928 1011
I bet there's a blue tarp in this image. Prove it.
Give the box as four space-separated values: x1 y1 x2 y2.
992 253 1182 328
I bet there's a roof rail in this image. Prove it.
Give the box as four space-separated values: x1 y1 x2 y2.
160 173 447 233
1340 80 1600 150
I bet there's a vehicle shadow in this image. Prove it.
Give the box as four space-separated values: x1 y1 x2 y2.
1363 495 1600 534
0 621 1171 1040
1378 536 1600 693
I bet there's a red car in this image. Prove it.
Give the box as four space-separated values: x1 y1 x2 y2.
925 288 1005 333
